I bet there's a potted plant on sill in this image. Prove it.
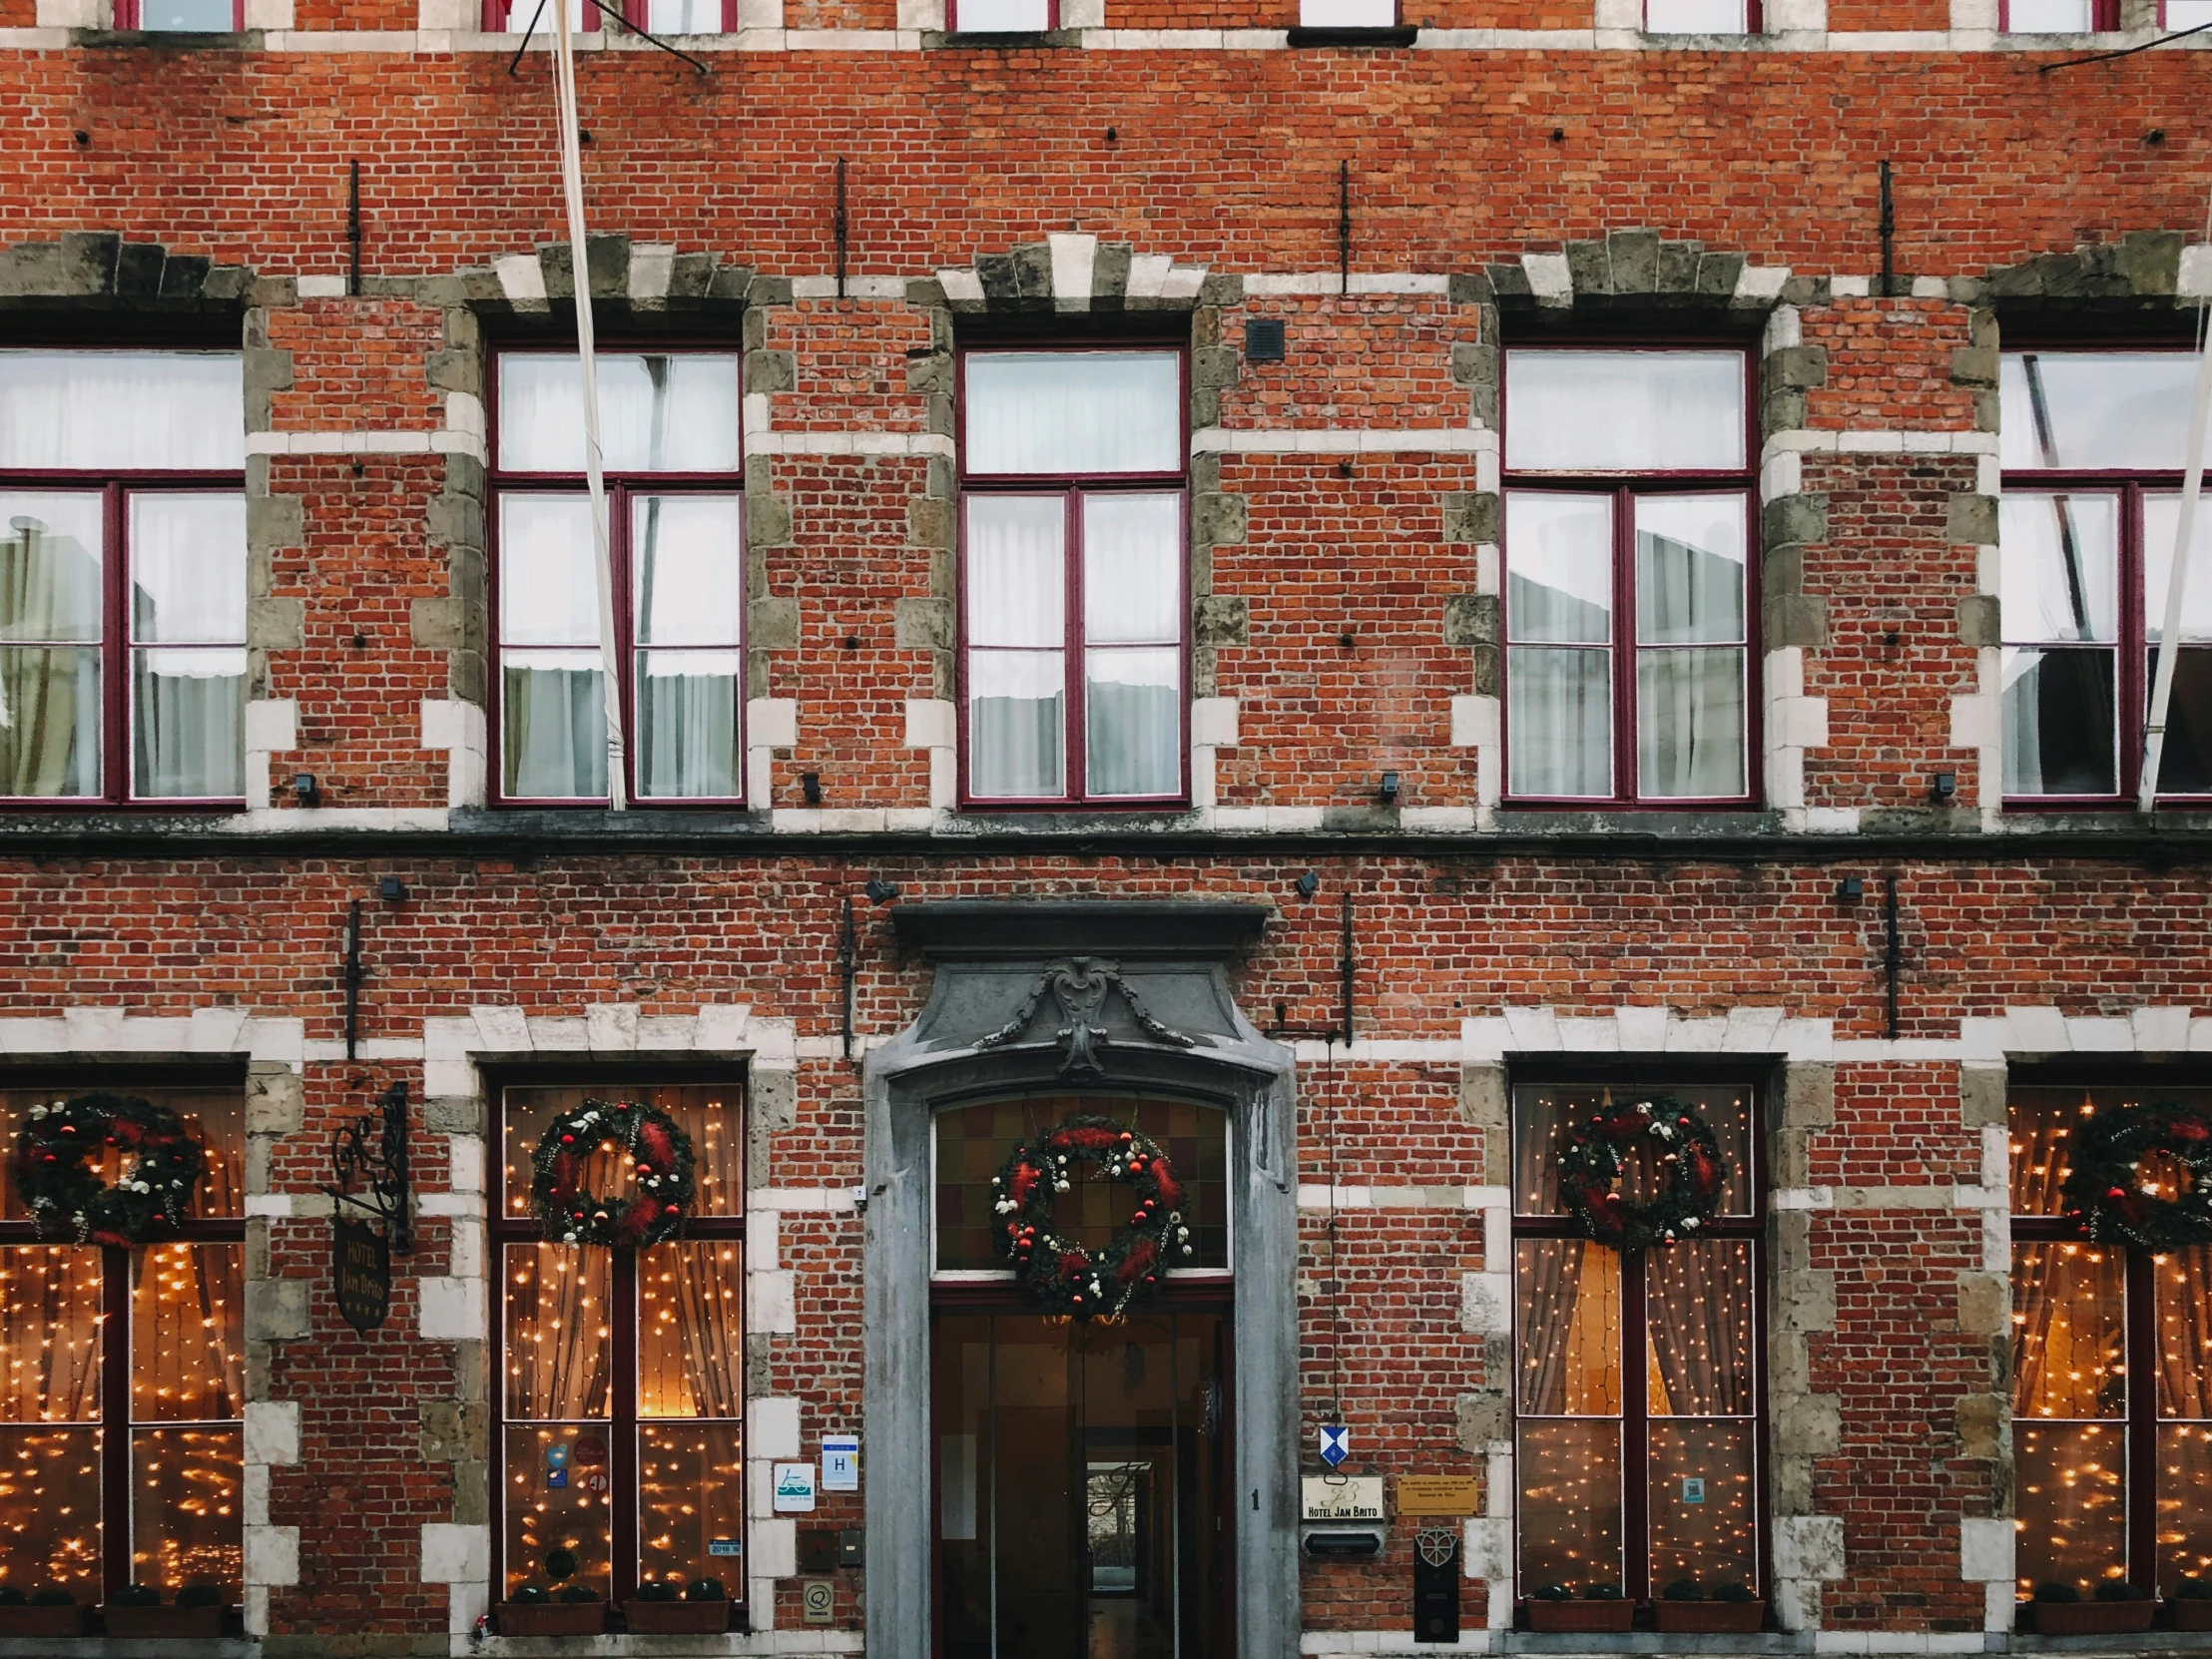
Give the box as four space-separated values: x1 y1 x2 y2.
104 1581 227 1639
1655 1578 1766 1633
627 1574 733 1634
498 1548 607 1637
1526 1581 1636 1633
2173 1577 2212 1631
2030 1580 2155 1635
0 1586 86 1637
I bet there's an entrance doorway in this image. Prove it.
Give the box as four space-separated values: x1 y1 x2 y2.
931 1307 1229 1659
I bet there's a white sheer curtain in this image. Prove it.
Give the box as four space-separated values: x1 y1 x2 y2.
1504 351 1743 473
1635 495 1746 798
1506 492 1613 797
499 355 740 475
963 353 1181 477
633 495 743 799
966 495 1064 797
0 352 244 471
0 493 103 797
2000 494 2119 796
502 495 606 799
129 494 245 800
1082 493 1180 797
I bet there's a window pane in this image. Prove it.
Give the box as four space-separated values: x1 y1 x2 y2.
131 1244 243 1423
1508 647 1611 797
638 1243 745 1418
2147 490 2212 797
645 0 721 27
131 1424 240 1598
504 1244 612 1421
637 651 740 800
1646 1242 1754 1416
633 496 742 647
499 354 741 474
1516 1239 1621 1415
2001 351 2198 469
968 495 1065 647
1516 1085 1754 1217
1 494 104 643
2170 0 2212 22
131 494 246 645
0 352 244 471
503 652 606 800
2014 1241 2125 1420
502 496 600 647
968 651 1064 798
2016 1421 2125 1598
1299 0 1392 18
932 1096 1229 1273
2145 648 2212 796
1638 647 1745 798
639 1421 745 1593
1086 647 1179 798
965 352 1181 476
503 1085 743 1222
139 0 233 25
1646 0 1747 25
133 648 245 800
1517 1418 1623 1593
0 649 100 798
0 1425 100 1598
2159 1249 2212 1419
1505 351 1744 473
2001 647 2116 796
1636 495 1744 645
504 1421 613 1600
0 1088 241 1225
2000 494 2119 644
955 0 1049 23
2008 1091 2088 1217
1506 493 1613 643
2003 0 2093 24
2159 1422 2212 1595
1083 493 1180 645
0 1249 102 1421
1648 1420 1756 1589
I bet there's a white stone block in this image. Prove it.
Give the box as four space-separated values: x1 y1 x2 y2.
751 1394 803 1459
448 1577 490 1637
1949 692 2000 750
1615 1004 1669 1052
2003 1004 2070 1053
244 699 297 752
189 1006 253 1053
423 1016 479 1063
1775 1514 1847 1581
1772 695 1830 749
638 1014 701 1052
1958 1516 2013 1582
1458 1270 1511 1335
1191 697 1239 748
751 1516 798 1578
586 1002 639 1051
1520 253 1572 305
245 1400 301 1466
905 697 956 749
1160 267 1206 301
418 1276 486 1342
2131 1005 2192 1052
421 1521 489 1584
1829 275 1872 297
529 1016 588 1051
749 1268 797 1334
1736 265 1793 302
424 1059 477 1100
1460 1516 1511 1579
2065 1016 2133 1052
1500 1005 1561 1051
937 268 984 305
696 1003 752 1051
629 244 675 299
1048 232 1097 311
1764 302 1803 353
1450 695 1498 749
749 698 800 748
245 1524 299 1588
2180 244 2212 299
494 254 547 304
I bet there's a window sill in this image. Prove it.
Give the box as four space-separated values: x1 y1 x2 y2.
928 26 1080 45
1285 23 1419 44
469 1635 859 1656
0 1641 257 1658
75 27 257 45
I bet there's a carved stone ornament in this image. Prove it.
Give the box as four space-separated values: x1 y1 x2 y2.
973 955 1197 1076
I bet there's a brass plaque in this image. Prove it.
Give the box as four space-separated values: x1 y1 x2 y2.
1395 1474 1482 1517
801 1579 835 1625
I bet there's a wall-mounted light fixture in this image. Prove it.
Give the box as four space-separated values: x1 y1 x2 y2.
1929 772 1956 804
864 877 900 904
378 876 406 903
1837 876 1864 902
293 774 318 806
1294 870 1321 899
802 772 823 806
1378 772 1401 806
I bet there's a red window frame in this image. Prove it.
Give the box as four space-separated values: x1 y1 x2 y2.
1497 342 1762 812
486 344 747 810
0 386 247 813
478 0 740 36
487 1071 749 1616
1640 0 1763 32
1508 1072 1769 1613
1995 0 2119 27
954 341 1192 812
1999 343 2210 811
0 1069 247 1612
945 0 1057 29
112 0 246 27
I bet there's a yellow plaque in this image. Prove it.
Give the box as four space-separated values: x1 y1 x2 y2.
1394 1474 1482 1517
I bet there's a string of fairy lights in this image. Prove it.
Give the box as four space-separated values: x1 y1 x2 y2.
0 1091 243 1602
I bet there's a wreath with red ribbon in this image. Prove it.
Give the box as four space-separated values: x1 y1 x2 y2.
10 1092 208 1248
1557 1097 1727 1251
2062 1101 2212 1252
991 1116 1192 1321
530 1099 696 1250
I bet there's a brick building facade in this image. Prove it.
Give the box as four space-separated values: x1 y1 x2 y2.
0 6 2210 1656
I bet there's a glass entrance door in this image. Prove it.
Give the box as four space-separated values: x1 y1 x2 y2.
932 1308 1228 1659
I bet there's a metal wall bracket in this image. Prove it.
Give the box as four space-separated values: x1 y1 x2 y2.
320 1080 413 1256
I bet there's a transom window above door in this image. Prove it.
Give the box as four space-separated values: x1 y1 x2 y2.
1501 349 1756 808
491 351 745 807
958 347 1188 809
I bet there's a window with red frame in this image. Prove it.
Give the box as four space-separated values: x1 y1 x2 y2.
957 346 1188 808
0 350 247 808
493 1083 746 1613
0 1081 246 1611
2009 1085 2212 1598
113 0 242 28
491 349 745 806
1296 0 1399 23
1998 348 2212 804
1999 0 2118 27
1501 347 1756 807
1643 0 1761 32
479 0 734 35
1511 1080 1764 1606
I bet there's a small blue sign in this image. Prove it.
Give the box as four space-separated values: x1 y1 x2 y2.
1320 1424 1351 1468
1682 1476 1705 1504
547 1442 571 1469
547 1467 568 1489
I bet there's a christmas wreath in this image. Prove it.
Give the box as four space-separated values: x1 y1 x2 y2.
1557 1097 1727 1251
530 1099 696 1250
2062 1100 2212 1252
10 1092 207 1248
991 1116 1193 1321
